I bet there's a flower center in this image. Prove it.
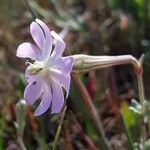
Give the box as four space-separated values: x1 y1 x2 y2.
27 61 49 77
40 66 50 80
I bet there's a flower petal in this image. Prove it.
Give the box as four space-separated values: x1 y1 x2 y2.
34 83 52 116
60 56 74 73
16 42 39 59
51 31 66 57
49 56 74 73
30 22 45 50
35 19 52 60
50 69 70 97
24 78 43 105
51 81 64 114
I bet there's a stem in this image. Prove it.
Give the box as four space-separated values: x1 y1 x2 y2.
137 74 146 144
137 54 146 145
52 106 67 150
137 76 145 117
18 136 27 150
72 75 110 150
72 112 97 150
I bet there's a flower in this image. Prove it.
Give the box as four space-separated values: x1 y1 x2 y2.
16 19 74 116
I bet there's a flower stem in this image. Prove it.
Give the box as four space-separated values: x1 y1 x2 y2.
18 136 27 150
136 54 146 145
137 74 146 144
52 106 67 150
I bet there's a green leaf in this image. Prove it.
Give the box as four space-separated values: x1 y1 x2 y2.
121 101 140 128
129 99 142 115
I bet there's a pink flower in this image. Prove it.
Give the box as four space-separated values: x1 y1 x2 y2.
16 19 74 116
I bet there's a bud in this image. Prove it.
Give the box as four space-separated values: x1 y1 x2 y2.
15 99 27 136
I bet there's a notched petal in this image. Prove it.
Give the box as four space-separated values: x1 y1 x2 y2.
34 83 52 116
51 31 66 57
24 79 43 105
30 22 45 50
51 81 64 114
35 19 52 59
16 42 39 59
50 69 71 98
62 56 74 73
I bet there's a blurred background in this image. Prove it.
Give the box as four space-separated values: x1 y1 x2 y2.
0 0 149 149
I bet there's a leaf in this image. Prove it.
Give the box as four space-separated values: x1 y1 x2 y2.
129 99 142 115
121 101 140 128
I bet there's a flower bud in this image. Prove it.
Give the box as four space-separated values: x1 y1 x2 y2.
15 99 27 136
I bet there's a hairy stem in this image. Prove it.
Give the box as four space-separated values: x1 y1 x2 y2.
137 74 146 144
18 136 27 150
